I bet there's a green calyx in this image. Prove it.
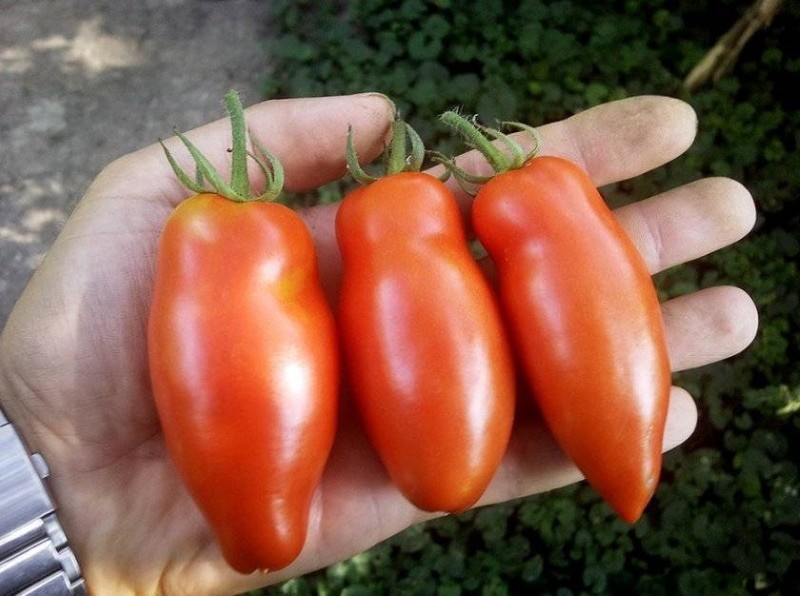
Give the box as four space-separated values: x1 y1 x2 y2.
160 90 284 203
346 117 443 185
434 111 542 189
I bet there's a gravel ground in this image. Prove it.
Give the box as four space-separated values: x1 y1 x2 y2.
0 0 272 325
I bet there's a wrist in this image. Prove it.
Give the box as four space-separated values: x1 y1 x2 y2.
0 410 87 595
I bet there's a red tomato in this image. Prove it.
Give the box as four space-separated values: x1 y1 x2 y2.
148 193 338 571
336 171 516 512
472 156 671 522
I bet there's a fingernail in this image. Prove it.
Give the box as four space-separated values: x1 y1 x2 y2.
361 92 397 119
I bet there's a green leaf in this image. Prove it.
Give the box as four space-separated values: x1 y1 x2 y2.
408 31 442 60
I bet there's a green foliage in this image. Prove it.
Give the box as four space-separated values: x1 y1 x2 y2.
264 0 683 150
259 0 800 593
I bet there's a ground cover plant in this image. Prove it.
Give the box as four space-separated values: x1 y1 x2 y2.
256 0 800 593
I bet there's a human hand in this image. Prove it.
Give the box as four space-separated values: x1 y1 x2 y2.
0 93 757 594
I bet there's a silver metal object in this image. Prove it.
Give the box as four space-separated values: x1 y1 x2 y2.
0 413 86 595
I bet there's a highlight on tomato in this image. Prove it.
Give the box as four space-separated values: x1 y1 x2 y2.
438 111 672 523
148 91 339 573
336 118 516 513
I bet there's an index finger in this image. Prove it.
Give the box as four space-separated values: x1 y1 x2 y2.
101 93 395 206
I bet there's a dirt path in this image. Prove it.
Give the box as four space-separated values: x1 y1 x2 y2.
0 0 271 324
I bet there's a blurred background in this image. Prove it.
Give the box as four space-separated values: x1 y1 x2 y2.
0 0 270 321
2 1 798 594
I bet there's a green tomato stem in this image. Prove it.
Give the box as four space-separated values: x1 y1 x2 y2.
346 114 428 185
161 89 284 203
439 111 512 173
407 124 426 172
502 121 544 163
386 119 408 175
438 111 543 175
175 129 241 200
346 126 378 185
226 90 250 200
250 136 285 202
160 138 208 195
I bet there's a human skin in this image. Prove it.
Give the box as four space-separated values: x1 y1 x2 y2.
0 93 758 595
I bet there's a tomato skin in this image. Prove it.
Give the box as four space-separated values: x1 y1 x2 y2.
148 193 338 572
472 157 671 523
336 172 515 512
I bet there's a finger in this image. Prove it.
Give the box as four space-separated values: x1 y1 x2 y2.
479 385 697 506
662 386 699 450
440 95 698 211
106 93 394 203
305 97 701 297
615 177 756 274
550 95 697 185
663 285 759 371
266 384 699 588
297 202 342 303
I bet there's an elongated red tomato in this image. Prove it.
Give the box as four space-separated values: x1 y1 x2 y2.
149 92 339 572
472 156 671 523
337 171 515 512
149 194 338 571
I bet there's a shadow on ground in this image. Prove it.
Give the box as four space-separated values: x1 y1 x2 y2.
0 0 271 324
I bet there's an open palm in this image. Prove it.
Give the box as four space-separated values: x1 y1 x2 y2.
0 93 757 595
